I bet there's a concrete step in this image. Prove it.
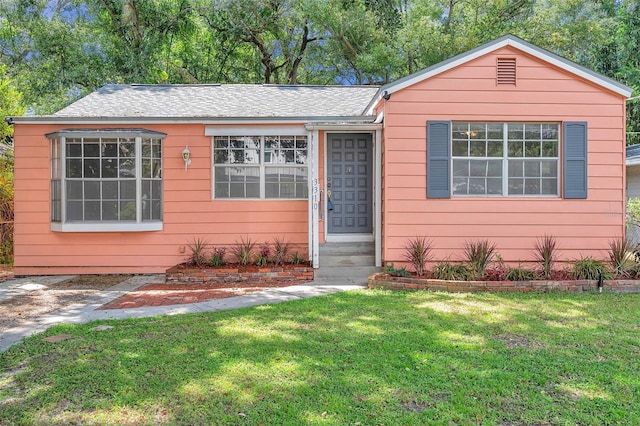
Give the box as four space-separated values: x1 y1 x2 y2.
319 242 374 256
320 255 375 267
315 265 381 281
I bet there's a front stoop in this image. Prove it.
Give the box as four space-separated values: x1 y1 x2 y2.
316 242 380 284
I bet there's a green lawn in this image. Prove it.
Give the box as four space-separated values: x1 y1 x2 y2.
1 290 640 425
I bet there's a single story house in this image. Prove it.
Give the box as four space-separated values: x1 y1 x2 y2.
626 144 640 199
10 35 633 275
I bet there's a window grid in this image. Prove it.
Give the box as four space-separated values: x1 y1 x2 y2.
452 122 559 197
213 135 308 199
53 134 163 224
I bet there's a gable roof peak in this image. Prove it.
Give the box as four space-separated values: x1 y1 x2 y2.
366 34 633 114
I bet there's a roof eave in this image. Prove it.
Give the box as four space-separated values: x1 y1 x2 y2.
10 115 378 125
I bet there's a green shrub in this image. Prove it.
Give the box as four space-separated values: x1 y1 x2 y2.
186 238 209 266
272 237 291 266
533 234 558 279
403 236 433 276
572 256 613 280
256 243 271 266
291 250 306 265
383 263 410 277
506 266 539 281
464 239 496 279
231 236 256 265
608 238 636 277
432 262 474 281
208 247 226 267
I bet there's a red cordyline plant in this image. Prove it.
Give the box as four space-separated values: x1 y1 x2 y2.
403 236 433 276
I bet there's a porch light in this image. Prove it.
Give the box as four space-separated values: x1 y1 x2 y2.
182 146 191 170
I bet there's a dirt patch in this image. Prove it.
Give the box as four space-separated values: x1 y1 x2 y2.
0 275 132 333
496 333 546 350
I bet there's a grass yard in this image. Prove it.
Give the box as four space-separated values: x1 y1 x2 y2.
1 290 640 425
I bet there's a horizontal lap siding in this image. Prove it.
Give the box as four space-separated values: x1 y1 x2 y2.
382 46 626 266
14 123 309 275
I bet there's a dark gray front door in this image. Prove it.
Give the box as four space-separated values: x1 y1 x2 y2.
327 133 373 234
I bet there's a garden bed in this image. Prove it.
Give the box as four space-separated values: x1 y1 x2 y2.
166 262 314 285
369 273 640 293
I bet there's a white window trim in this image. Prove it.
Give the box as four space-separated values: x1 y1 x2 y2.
48 130 164 232
212 135 309 200
451 122 560 198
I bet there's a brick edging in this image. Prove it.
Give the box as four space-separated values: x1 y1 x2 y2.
166 265 314 285
368 273 640 293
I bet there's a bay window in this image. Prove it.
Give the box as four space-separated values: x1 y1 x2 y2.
48 129 165 232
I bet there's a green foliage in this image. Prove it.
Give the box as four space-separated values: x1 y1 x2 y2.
432 262 474 281
533 235 559 279
208 247 226 267
290 250 306 265
231 236 256 266
186 238 209 267
627 197 640 227
506 266 539 281
272 236 290 267
608 238 636 278
0 149 13 265
572 256 613 280
256 243 271 267
464 239 497 279
383 263 410 277
403 236 433 276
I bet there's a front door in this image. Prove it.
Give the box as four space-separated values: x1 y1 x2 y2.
327 133 373 234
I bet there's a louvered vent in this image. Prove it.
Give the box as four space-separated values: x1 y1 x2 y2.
497 58 516 85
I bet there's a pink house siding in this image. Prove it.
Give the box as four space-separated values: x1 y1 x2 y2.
380 46 627 266
14 123 309 275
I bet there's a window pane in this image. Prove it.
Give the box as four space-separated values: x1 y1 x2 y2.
525 141 540 157
119 159 135 177
508 123 523 140
470 160 488 177
142 141 151 157
542 179 558 195
67 159 82 178
487 141 502 157
215 183 229 198
84 142 100 157
121 180 136 199
214 150 229 164
487 160 502 177
84 159 100 178
102 158 118 178
67 200 83 221
469 178 486 195
524 161 540 177
542 124 559 140
508 160 523 177
103 141 118 157
453 178 468 195
453 159 469 177
103 181 118 199
119 201 136 220
103 201 118 221
469 141 485 157
84 181 100 199
142 159 151 178
470 123 485 139
525 178 540 194
487 178 502 195
525 124 541 140
542 141 558 157
508 178 524 194
67 180 83 199
452 140 467 156
84 201 101 220
541 160 558 178
487 123 503 139
67 143 82 157
214 137 229 149
508 141 523 157
120 142 135 157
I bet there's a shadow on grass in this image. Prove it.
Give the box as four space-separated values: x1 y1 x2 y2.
1 290 640 425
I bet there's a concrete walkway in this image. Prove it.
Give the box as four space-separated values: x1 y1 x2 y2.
0 274 366 353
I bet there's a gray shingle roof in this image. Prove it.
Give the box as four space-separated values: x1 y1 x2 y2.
627 144 640 160
54 84 381 119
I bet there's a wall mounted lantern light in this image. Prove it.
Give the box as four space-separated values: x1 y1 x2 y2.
182 146 191 170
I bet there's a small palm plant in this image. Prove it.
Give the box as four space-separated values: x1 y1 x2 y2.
186 238 209 267
608 238 635 278
403 236 433 276
272 236 291 266
464 239 496 279
533 234 559 279
231 236 256 266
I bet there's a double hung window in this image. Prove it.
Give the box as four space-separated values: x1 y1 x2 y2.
48 129 165 232
451 122 560 196
213 135 308 199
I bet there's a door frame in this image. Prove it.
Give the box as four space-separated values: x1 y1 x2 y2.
305 124 382 268
324 132 374 241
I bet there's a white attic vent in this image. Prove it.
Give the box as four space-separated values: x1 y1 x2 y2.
497 57 516 85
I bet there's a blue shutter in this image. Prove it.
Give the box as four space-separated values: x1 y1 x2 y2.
427 121 451 198
563 122 588 199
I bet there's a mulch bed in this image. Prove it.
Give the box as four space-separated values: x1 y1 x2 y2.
98 282 296 310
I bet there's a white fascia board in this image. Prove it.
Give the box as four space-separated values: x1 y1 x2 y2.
11 116 376 125
627 158 640 167
304 123 382 131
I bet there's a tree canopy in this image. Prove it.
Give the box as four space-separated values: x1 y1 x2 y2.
0 0 638 141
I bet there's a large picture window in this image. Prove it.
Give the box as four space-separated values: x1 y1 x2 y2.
451 122 559 196
48 129 165 232
213 135 308 199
